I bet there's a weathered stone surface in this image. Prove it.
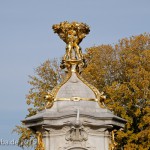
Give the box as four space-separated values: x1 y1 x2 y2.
23 101 126 150
56 73 96 100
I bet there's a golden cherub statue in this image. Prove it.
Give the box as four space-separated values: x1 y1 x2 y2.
35 131 45 150
52 21 90 61
109 130 117 150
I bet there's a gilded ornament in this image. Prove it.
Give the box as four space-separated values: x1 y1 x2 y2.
43 21 106 109
35 131 45 150
52 21 90 61
44 93 54 109
109 130 117 150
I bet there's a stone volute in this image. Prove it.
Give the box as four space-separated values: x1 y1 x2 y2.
22 21 126 150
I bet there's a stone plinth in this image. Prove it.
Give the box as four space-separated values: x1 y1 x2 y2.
23 101 126 150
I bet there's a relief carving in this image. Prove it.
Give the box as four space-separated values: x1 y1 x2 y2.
65 125 88 142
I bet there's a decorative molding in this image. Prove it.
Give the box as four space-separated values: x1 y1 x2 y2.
44 71 72 109
48 126 70 135
58 141 96 150
76 72 106 108
65 125 88 142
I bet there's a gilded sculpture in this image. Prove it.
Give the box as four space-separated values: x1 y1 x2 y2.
109 130 117 150
35 131 45 150
44 21 106 109
52 21 90 60
44 93 54 109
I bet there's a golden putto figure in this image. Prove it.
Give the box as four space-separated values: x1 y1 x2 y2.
35 131 45 150
52 21 90 61
43 21 107 111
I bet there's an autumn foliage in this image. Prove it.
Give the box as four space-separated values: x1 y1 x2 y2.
83 34 150 149
14 34 150 149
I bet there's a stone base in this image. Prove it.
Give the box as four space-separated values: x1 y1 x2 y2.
23 101 126 150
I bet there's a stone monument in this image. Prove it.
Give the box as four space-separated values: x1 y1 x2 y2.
23 21 126 150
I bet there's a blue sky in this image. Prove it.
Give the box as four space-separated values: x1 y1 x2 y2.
0 0 150 149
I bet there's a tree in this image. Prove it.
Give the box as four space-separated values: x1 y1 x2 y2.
14 59 63 149
14 33 150 149
82 44 120 90
83 33 150 149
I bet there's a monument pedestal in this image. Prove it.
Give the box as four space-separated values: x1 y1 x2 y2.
23 101 126 150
